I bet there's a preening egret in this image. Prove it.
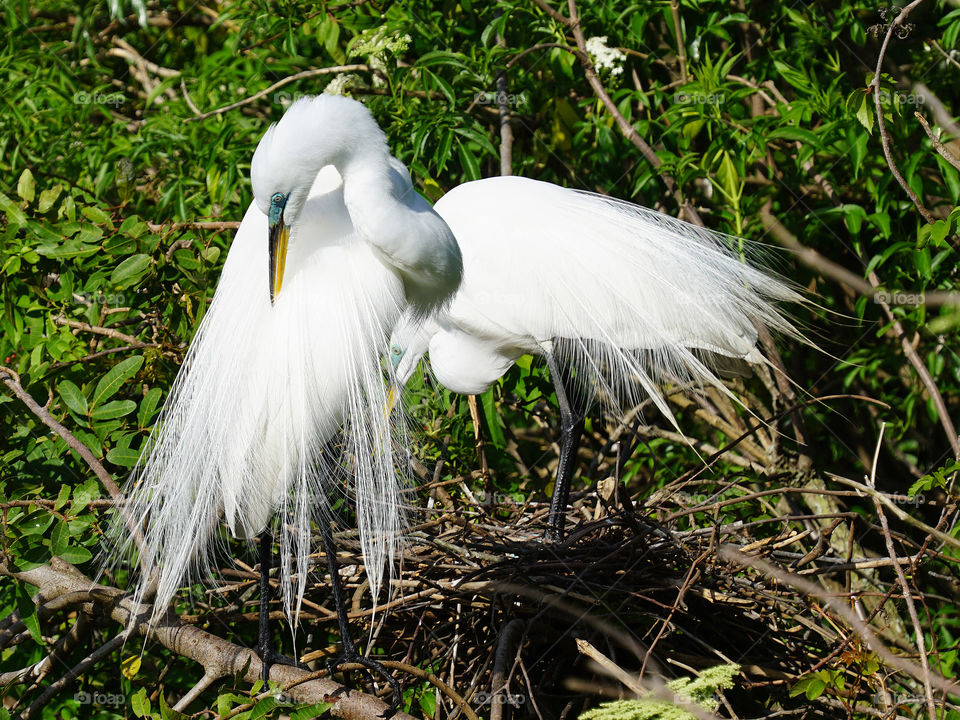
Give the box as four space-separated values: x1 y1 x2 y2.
389 176 801 538
111 95 462 691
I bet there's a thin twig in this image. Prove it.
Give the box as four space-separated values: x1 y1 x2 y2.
721 548 960 697
915 111 960 172
867 270 960 459
185 65 381 121
866 423 936 720
872 0 936 224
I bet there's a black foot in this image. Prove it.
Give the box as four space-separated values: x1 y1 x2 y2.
326 650 402 717
541 524 564 545
260 646 309 683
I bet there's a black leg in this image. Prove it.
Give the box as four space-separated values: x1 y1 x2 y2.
542 349 586 542
321 521 402 716
258 530 273 684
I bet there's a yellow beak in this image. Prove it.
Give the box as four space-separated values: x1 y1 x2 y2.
268 220 290 303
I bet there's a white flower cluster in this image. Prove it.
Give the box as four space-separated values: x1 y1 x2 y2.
585 36 626 76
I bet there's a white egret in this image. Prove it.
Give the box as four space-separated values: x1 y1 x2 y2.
389 176 801 538
111 95 462 693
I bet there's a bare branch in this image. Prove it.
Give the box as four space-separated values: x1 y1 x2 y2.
185 65 383 122
0 559 416 720
872 0 936 224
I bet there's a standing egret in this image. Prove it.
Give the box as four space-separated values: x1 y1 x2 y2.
389 176 801 539
111 95 462 695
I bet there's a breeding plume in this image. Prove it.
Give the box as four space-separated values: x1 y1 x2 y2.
112 95 462 636
390 176 801 537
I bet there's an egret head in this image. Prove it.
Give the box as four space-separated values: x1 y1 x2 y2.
388 316 437 386
250 95 390 302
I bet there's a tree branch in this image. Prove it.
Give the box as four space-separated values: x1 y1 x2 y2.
872 0 936 224
0 559 416 720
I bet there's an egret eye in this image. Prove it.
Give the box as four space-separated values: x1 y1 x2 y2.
389 344 404 367
270 192 285 205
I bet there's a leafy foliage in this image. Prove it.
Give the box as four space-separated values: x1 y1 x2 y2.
1 0 960 718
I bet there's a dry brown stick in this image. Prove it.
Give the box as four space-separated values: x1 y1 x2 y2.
146 219 241 233
576 639 726 720
381 661 480 720
720 548 960 697
827 473 960 552
867 270 960 459
866 423 936 720
20 629 130 719
567 0 702 226
531 0 703 226
669 0 688 83
872 0 936 224
53 315 154 348
495 11 514 177
759 201 960 306
915 111 960 173
185 65 380 121
0 367 120 500
530 0 569 25
2 559 412 720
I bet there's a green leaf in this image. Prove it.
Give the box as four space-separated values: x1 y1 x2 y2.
111 254 152 287
120 214 148 238
480 388 505 449
50 520 70 556
81 205 111 224
856 95 874 134
37 184 62 213
138 387 163 428
90 399 137 420
58 380 88 416
457 142 481 182
131 687 151 717
767 126 820 147
107 446 141 466
22 609 42 644
419 690 437 717
92 356 144 407
250 697 279 718
54 485 71 511
17 169 35 203
159 692 188 720
289 703 333 720
58 544 93 565
0 191 27 227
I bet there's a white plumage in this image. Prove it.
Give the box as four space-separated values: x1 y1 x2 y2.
390 176 801 533
112 95 462 622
